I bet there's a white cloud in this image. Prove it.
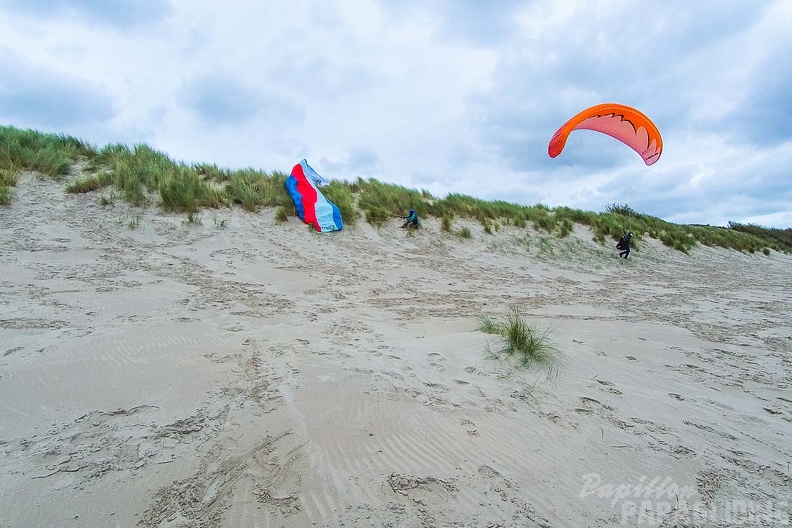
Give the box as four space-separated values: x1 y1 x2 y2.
0 0 789 227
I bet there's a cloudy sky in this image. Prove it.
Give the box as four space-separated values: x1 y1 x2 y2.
1 0 790 228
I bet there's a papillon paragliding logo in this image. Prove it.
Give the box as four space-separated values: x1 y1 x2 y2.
548 103 663 166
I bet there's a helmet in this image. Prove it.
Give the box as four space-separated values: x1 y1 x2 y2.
628 232 633 237
409 209 415 214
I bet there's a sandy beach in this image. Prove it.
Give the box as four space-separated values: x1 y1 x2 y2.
1 173 790 527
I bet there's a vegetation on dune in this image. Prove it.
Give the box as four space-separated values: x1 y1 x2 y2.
479 308 559 370
0 167 20 205
1 125 790 254
726 221 792 252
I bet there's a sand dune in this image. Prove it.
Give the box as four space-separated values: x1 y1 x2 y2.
1 174 790 527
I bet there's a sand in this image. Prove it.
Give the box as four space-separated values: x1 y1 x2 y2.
1 173 790 527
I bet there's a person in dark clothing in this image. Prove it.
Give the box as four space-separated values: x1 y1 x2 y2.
617 231 633 259
401 209 420 229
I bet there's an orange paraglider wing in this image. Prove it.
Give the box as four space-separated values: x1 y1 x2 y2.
548 103 662 166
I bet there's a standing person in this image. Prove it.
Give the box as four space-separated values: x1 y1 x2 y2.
617 231 633 259
401 209 420 229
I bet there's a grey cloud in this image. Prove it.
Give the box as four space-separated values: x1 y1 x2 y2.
0 50 114 128
320 146 382 178
181 77 256 126
180 75 304 128
634 161 792 225
724 47 792 145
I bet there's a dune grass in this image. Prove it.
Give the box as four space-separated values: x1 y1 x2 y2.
479 308 559 370
456 227 472 238
0 125 94 179
322 180 358 226
274 205 290 222
1 125 789 254
0 167 20 205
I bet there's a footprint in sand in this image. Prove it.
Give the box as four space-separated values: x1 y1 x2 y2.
460 419 479 436
428 353 446 371
673 445 696 457
574 396 614 415
596 380 623 396
477 465 512 502
464 366 488 377
386 473 456 505
141 432 304 526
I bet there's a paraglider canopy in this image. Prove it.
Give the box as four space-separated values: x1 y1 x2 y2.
548 103 662 166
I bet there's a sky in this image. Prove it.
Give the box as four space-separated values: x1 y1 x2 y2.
1 0 791 228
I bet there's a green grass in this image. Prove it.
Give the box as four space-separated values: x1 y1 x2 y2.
0 184 11 205
0 125 94 179
275 205 290 222
193 162 232 182
478 316 502 335
66 173 112 194
97 192 115 206
456 227 472 239
123 212 142 230
1 124 789 254
225 169 291 212
480 308 559 370
159 167 226 213
322 181 357 226
0 167 20 205
0 167 20 186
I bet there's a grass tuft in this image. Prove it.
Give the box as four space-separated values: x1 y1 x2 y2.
1 167 21 187
159 168 226 212
66 173 112 193
275 205 290 222
0 185 11 205
478 316 502 335
456 227 472 239
480 308 558 370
